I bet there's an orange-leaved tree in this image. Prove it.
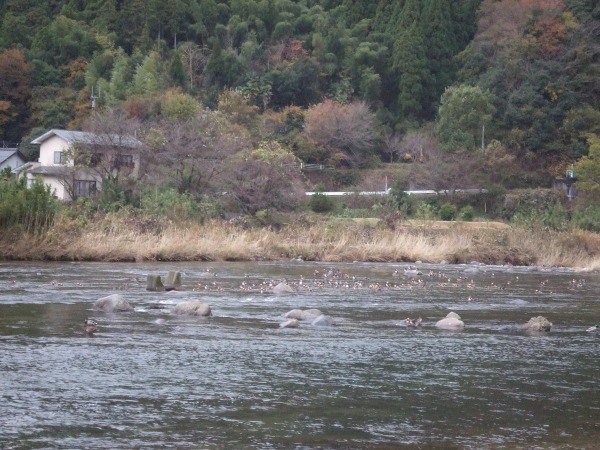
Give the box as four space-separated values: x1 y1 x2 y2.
0 48 33 142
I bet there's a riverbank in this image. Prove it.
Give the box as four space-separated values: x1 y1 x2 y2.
1 213 600 269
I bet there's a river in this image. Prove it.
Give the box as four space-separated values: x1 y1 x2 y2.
1 261 598 449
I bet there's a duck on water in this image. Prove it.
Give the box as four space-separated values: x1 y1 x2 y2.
83 319 98 335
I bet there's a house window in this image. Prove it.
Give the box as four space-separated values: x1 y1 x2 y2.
113 154 134 168
74 180 97 198
54 151 66 164
90 153 102 167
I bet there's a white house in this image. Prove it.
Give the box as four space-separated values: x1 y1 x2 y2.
22 129 142 201
0 148 26 172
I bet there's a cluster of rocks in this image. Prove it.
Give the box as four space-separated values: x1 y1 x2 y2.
93 293 212 317
90 270 556 335
431 312 553 332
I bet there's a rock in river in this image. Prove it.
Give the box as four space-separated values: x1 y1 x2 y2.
172 301 212 317
93 294 134 312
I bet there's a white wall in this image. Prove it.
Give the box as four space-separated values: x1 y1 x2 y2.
38 136 73 166
26 173 69 201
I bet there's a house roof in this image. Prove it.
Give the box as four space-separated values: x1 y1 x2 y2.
31 129 142 148
28 165 72 176
0 149 26 164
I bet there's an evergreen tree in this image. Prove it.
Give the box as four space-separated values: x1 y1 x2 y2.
394 22 429 122
168 51 187 88
436 84 496 152
420 0 458 118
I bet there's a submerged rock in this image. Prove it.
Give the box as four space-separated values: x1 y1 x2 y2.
172 301 211 317
272 282 295 294
284 308 323 321
94 294 134 312
279 318 299 329
522 316 552 332
404 268 423 277
312 314 335 327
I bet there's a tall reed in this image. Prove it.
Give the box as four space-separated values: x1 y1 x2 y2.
3 213 599 270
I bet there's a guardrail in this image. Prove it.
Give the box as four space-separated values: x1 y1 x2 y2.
305 189 488 196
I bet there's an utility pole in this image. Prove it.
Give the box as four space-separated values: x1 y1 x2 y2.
90 86 98 109
481 124 485 152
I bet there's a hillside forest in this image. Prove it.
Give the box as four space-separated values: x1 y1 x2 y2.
1 0 600 228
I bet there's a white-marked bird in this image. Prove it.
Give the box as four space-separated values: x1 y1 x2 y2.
83 319 98 335
405 317 423 328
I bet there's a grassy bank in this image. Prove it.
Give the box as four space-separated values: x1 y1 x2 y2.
2 213 600 270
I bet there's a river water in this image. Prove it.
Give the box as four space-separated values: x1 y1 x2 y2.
0 260 598 449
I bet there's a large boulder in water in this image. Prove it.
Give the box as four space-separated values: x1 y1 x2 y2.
522 316 552 332
172 301 211 317
435 312 464 330
94 294 134 312
284 308 323 321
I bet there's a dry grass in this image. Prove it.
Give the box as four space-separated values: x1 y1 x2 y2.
2 214 600 270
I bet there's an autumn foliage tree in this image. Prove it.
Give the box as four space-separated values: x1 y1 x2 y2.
303 99 380 168
222 140 306 215
0 48 33 142
144 110 252 198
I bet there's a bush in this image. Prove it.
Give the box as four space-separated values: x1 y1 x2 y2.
0 176 60 234
573 205 600 232
460 205 475 221
439 203 458 221
501 189 563 221
309 193 335 213
413 202 437 220
140 188 219 222
512 203 570 231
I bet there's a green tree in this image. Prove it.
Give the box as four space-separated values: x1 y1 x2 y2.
394 23 429 122
168 51 187 88
436 84 496 152
107 49 132 104
205 38 247 90
268 56 320 109
131 51 162 97
161 89 201 122
420 0 459 116
574 134 600 194
31 16 100 67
